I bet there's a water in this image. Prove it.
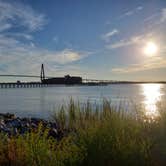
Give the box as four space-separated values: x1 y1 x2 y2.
0 84 166 119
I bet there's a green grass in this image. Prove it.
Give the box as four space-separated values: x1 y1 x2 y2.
0 99 166 166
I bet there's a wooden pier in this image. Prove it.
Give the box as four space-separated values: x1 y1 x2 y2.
0 82 54 88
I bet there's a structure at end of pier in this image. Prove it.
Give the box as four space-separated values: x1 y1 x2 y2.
40 64 82 85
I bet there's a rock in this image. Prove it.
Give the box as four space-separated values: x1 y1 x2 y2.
0 126 11 134
0 113 61 140
48 128 58 138
0 113 15 119
31 122 37 128
5 118 22 128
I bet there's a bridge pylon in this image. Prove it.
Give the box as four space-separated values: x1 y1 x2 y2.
40 64 45 82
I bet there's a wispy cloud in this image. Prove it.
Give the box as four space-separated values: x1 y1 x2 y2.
106 35 144 49
5 32 33 40
119 6 143 19
143 7 166 28
53 36 58 43
0 0 47 32
101 29 119 42
110 7 166 50
137 6 143 11
144 13 160 23
40 49 89 65
112 57 166 74
0 23 11 32
0 34 89 74
160 8 166 23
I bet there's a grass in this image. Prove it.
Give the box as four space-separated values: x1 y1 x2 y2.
0 99 166 166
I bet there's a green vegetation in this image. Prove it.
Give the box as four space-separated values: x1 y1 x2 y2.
0 99 166 166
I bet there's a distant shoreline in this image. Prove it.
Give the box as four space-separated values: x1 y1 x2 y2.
82 81 166 85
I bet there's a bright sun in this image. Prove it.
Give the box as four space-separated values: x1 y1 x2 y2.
143 42 158 56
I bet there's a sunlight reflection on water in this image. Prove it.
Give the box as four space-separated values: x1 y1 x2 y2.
141 84 163 120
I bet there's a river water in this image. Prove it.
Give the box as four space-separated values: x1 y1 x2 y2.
0 84 166 119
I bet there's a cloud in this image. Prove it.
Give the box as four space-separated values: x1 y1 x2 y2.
102 29 119 42
5 32 33 40
0 23 11 32
144 13 160 23
0 34 89 75
53 36 59 45
112 7 166 51
137 6 143 11
107 35 144 49
53 49 85 64
30 42 35 47
161 8 166 23
112 57 166 74
0 34 19 47
0 1 89 76
40 49 88 65
143 8 166 28
119 6 143 19
107 40 131 49
0 0 47 32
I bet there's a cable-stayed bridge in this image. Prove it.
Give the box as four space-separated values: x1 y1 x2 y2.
0 74 165 89
0 74 116 82
0 73 117 88
1 64 163 88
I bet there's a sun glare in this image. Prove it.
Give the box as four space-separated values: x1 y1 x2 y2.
144 42 158 56
142 84 162 120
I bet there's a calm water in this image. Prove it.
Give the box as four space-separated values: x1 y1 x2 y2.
0 84 166 119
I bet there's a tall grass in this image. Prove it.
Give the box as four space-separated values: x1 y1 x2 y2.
0 99 166 166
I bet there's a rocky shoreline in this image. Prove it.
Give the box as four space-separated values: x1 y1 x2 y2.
0 113 63 139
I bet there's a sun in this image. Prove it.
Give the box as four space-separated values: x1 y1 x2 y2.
143 42 158 56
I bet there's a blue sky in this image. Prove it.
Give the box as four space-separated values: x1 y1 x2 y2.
0 0 166 82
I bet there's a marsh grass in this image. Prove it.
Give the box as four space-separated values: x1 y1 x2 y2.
0 99 166 166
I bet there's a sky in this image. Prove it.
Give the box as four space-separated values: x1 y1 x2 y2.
0 0 166 82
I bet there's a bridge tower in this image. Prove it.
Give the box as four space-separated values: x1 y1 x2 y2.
40 64 45 82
